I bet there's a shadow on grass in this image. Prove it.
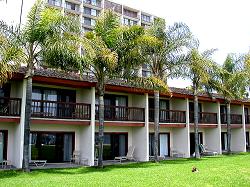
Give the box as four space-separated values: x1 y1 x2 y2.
0 152 249 178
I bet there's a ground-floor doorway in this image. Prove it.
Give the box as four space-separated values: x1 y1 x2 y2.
0 130 7 162
30 132 74 163
95 133 128 160
246 131 249 150
190 132 203 156
149 133 170 157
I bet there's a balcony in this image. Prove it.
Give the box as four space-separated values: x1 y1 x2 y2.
65 5 81 14
83 0 102 8
245 115 250 124
149 109 186 123
95 105 145 122
47 0 62 7
0 97 21 116
221 114 242 124
31 100 91 120
189 112 217 124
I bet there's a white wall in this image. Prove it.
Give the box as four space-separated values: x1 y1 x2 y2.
204 128 221 153
231 128 246 152
0 123 17 166
172 128 189 158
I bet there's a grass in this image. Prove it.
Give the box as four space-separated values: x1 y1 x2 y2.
0 153 250 187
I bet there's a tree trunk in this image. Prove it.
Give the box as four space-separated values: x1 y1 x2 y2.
193 85 200 158
22 76 32 172
97 83 105 168
226 101 231 154
154 90 159 162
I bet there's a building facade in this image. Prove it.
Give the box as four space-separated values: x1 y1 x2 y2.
0 0 249 169
47 0 158 32
0 68 250 168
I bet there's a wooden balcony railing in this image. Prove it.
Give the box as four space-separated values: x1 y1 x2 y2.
189 112 217 124
149 109 186 123
221 114 242 124
0 97 21 116
31 100 91 120
95 105 145 122
245 115 250 124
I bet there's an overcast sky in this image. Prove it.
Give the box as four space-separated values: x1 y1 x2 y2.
1 0 250 88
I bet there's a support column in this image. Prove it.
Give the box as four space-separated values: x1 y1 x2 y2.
185 98 190 157
15 79 27 168
80 87 95 166
132 93 149 161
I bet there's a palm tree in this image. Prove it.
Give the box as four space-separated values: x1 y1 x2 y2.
141 19 194 161
182 48 216 158
209 54 250 153
79 10 148 167
0 30 22 86
0 0 81 171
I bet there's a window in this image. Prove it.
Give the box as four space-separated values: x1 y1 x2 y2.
91 9 97 16
91 19 96 26
124 18 129 25
83 7 91 15
84 17 91 26
142 14 151 22
65 1 79 11
123 18 137 26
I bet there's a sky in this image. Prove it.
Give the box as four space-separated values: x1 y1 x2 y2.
1 0 250 88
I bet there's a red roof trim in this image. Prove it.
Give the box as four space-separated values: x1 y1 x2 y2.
32 76 95 88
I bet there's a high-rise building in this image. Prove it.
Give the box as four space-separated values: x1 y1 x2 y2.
46 0 160 33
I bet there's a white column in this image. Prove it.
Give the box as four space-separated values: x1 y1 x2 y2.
79 87 95 166
231 104 246 152
185 98 190 157
15 79 27 168
132 93 149 161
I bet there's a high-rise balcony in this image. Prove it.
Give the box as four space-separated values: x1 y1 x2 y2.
47 0 62 7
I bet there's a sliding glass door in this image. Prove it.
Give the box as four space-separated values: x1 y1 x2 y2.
246 132 249 150
96 133 128 160
30 132 74 163
0 132 3 162
0 131 7 162
149 133 170 157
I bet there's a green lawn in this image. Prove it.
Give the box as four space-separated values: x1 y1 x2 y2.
0 153 250 187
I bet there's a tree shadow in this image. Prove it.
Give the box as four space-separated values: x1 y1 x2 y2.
0 153 249 178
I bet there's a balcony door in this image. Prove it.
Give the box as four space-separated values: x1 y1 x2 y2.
0 84 10 115
189 102 202 123
245 108 249 124
149 99 169 122
32 87 75 118
103 94 128 120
